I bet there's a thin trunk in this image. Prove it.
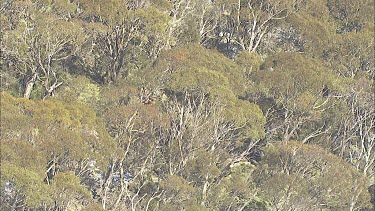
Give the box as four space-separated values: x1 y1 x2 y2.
102 161 116 210
201 174 209 206
113 159 126 210
23 73 38 99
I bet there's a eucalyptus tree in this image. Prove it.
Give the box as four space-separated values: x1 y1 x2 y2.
1 3 84 99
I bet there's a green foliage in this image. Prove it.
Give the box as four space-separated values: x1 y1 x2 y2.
207 162 257 209
255 52 343 99
99 82 139 109
285 12 335 56
234 51 263 75
53 171 91 201
1 162 54 208
54 76 101 107
324 30 374 78
143 44 267 140
160 175 199 210
224 99 266 140
161 175 195 196
327 0 374 33
255 141 372 210
184 150 221 184
1 140 46 174
295 0 330 21
0 0 373 210
1 92 115 209
77 0 170 83
2 4 86 98
150 44 247 95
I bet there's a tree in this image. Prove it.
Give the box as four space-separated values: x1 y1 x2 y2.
208 0 299 57
1 92 116 210
327 0 374 33
164 0 197 48
264 3 335 57
254 141 372 210
79 0 169 83
2 5 84 99
323 30 374 78
330 77 375 180
248 52 346 143
145 44 265 141
0 0 373 209
100 105 164 210
147 44 247 95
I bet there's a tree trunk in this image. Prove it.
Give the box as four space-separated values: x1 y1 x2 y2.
201 174 209 206
23 73 38 99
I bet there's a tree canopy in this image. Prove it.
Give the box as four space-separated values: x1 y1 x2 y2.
1 0 373 210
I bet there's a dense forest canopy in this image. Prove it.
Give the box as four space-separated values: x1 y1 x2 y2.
0 0 374 210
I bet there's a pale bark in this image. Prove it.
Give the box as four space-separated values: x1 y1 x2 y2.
23 72 38 99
